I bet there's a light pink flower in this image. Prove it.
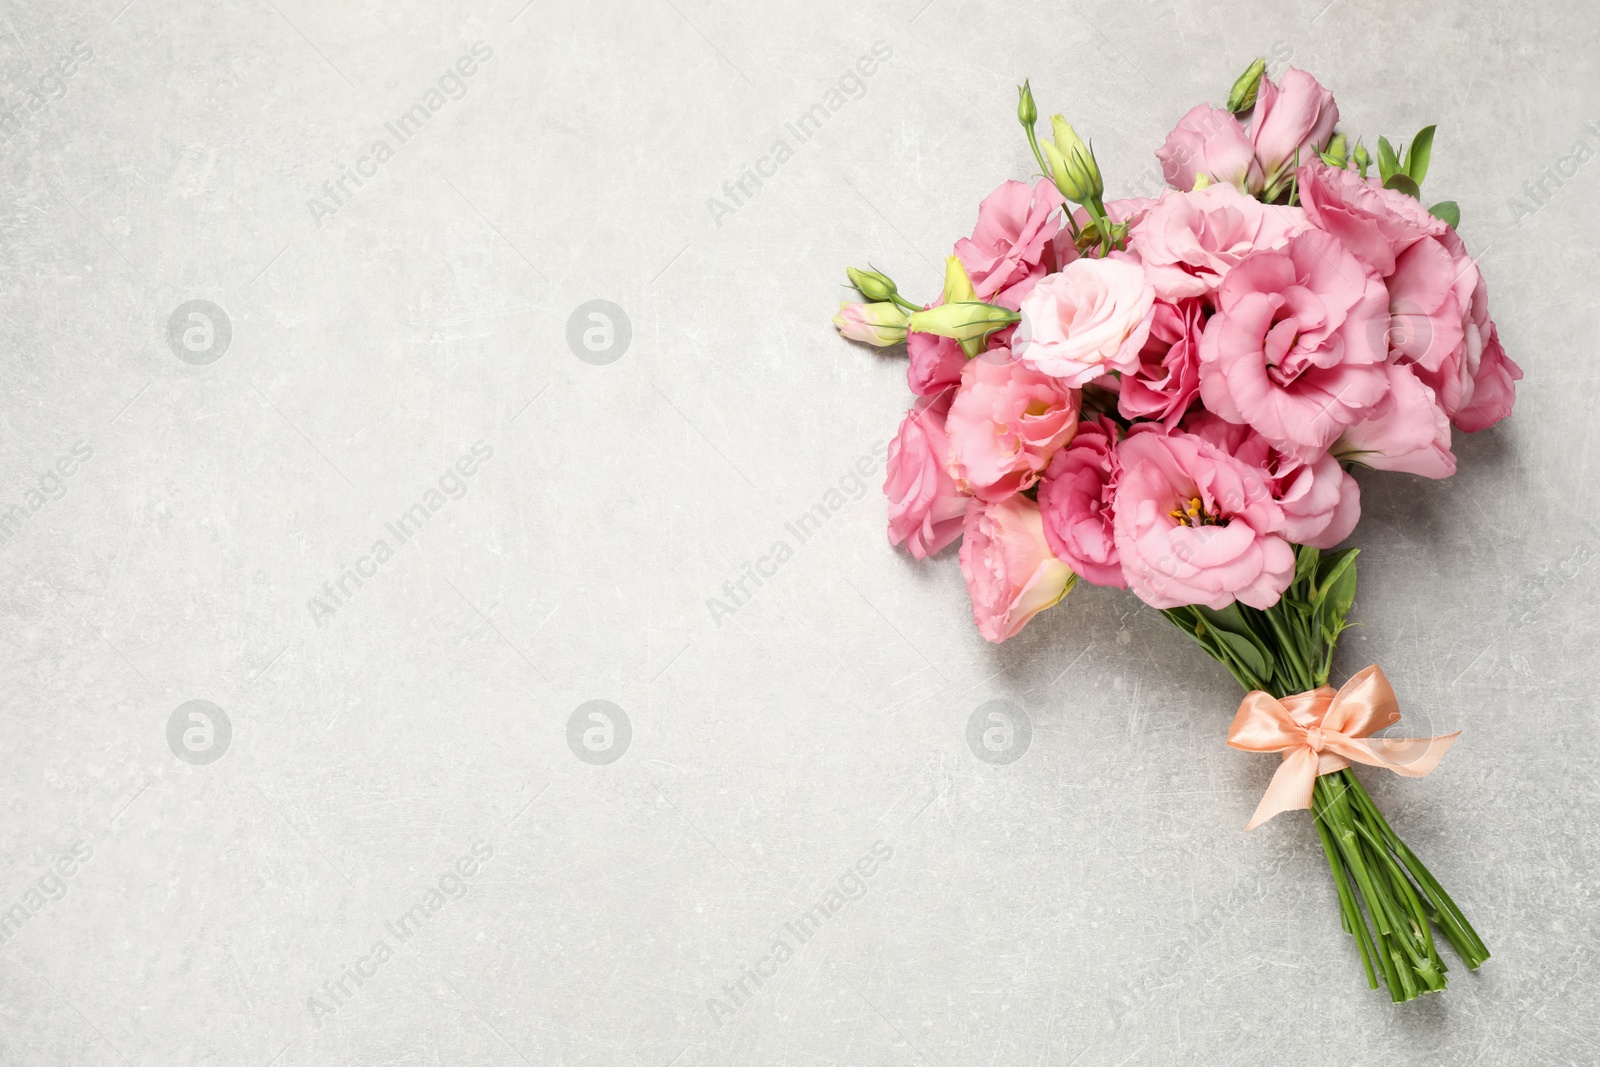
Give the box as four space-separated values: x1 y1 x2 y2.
1038 417 1126 587
960 494 1076 642
1337 363 1457 479
1250 68 1339 180
1156 104 1263 193
906 326 965 396
1113 428 1295 610
945 351 1080 501
1126 184 1309 302
1297 159 1446 277
885 392 969 559
1186 412 1361 548
1117 298 1205 430
1403 231 1522 432
956 178 1067 310
1014 256 1155 386
1197 228 1390 460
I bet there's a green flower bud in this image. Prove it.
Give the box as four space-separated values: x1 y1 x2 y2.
906 301 1015 343
1017 80 1038 128
1319 132 1348 168
846 266 899 303
1227 58 1267 114
1044 116 1103 204
1352 141 1371 178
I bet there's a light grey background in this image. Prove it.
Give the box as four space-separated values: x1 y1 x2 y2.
2 1 1596 1064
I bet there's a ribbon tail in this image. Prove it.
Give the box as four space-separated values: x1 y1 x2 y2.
1330 732 1461 779
1244 746 1320 831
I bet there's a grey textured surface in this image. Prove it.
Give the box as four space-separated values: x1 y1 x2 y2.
2 1 1597 1064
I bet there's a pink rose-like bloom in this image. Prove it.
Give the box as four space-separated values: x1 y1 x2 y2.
1297 160 1446 277
906 326 965 396
945 351 1080 501
1117 298 1205 429
1038 417 1126 587
1198 228 1390 460
960 494 1076 642
1250 68 1339 180
1402 231 1522 432
1186 412 1361 548
1156 104 1263 193
1014 256 1155 386
956 178 1067 310
1113 428 1295 610
1338 363 1457 479
1126 184 1309 302
884 392 969 559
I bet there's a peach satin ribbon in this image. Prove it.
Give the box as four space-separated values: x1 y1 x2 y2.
1227 665 1460 830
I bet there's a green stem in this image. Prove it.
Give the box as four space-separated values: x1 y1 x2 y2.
1159 562 1489 999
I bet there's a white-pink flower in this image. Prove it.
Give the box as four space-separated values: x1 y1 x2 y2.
1013 257 1155 387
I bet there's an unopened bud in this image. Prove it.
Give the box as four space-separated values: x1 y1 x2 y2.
832 302 909 347
1352 141 1371 177
1017 80 1038 128
1227 58 1267 114
907 301 1015 343
1319 132 1348 168
1045 116 1103 204
846 266 899 303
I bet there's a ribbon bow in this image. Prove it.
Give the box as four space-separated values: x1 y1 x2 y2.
1227 665 1459 830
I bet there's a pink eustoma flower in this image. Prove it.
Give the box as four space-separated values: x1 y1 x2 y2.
1337 364 1458 479
1403 231 1522 432
1127 184 1309 302
956 178 1067 310
1249 68 1339 181
1297 159 1447 277
1185 412 1362 548
884 392 969 559
1117 298 1205 430
1156 104 1263 193
1013 256 1155 387
906 326 965 396
1112 428 1295 611
1037 417 1126 588
1197 228 1390 461
945 349 1080 501
960 494 1076 642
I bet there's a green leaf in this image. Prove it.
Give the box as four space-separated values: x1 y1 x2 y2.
1214 629 1270 683
1294 545 1322 589
1315 548 1359 593
1316 549 1360 640
1197 604 1275 677
1376 136 1401 182
1429 200 1460 228
1404 125 1435 184
1383 173 1422 200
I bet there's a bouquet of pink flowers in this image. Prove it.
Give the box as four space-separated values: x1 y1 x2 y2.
832 60 1519 1000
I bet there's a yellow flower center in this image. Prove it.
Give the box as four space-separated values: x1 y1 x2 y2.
1168 496 1221 527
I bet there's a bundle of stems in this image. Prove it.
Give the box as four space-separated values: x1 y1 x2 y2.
1161 544 1489 1000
